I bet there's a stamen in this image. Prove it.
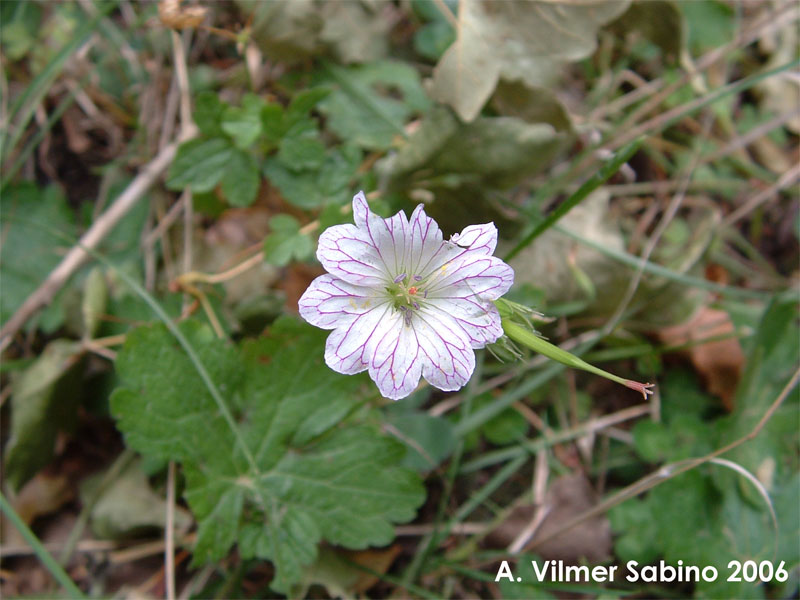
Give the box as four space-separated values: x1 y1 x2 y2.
393 273 407 283
412 301 420 310
413 275 422 281
423 290 428 298
403 310 412 326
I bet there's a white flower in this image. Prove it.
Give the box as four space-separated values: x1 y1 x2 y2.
299 192 514 400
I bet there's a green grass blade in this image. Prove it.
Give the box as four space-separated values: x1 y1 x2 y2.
0 1 116 162
504 137 643 261
0 492 87 598
555 223 783 300
1 84 79 189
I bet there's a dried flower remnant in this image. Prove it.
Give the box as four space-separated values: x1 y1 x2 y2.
299 192 514 400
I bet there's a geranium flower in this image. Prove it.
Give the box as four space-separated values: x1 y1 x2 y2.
299 192 514 400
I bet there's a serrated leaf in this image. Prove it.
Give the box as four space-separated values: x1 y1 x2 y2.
263 160 325 209
263 214 313 267
278 128 327 172
221 94 264 149
611 301 800 599
194 91 226 138
220 149 260 207
166 137 234 193
110 318 424 593
4 339 83 491
318 61 431 150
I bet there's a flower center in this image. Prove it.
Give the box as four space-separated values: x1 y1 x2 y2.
387 274 428 325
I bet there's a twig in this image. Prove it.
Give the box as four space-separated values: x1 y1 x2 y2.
525 366 800 551
722 162 800 227
167 27 194 600
618 2 798 135
603 113 715 337
166 461 177 600
0 138 188 351
431 0 458 28
703 107 800 165
142 193 186 249
395 523 488 536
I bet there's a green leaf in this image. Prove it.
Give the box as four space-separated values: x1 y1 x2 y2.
262 214 313 267
220 149 260 207
681 0 735 54
4 339 84 491
610 303 800 599
483 406 528 446
318 144 363 198
318 61 431 150
221 93 264 149
278 126 327 172
110 318 424 593
287 87 331 123
261 103 287 145
263 160 325 209
386 413 456 472
166 137 234 193
714 299 800 502
414 20 456 61
0 2 41 60
194 91 227 138
0 183 76 330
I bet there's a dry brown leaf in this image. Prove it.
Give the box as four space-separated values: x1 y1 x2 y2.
342 545 402 594
1 473 74 547
158 0 208 30
657 307 745 410
488 473 611 563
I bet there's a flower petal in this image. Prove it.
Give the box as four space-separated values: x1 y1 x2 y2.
324 304 393 375
450 223 497 255
316 222 389 287
369 312 424 400
298 274 387 330
413 310 475 392
428 254 514 301
425 296 504 348
354 192 413 276
406 204 448 277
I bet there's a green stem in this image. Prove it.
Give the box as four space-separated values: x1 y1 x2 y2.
501 318 653 399
504 137 643 261
0 492 86 598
